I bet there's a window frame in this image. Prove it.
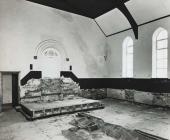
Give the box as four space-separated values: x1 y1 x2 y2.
122 37 134 78
152 27 168 78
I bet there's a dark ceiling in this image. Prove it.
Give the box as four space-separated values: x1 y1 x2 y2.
26 0 129 19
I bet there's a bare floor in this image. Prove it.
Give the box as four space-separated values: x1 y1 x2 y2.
0 99 170 140
90 99 170 139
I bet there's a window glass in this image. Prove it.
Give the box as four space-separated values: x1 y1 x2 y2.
154 28 168 78
123 37 133 78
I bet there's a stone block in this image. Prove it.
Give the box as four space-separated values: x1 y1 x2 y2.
21 97 41 103
152 93 169 107
165 94 170 107
134 91 154 105
125 89 135 101
41 95 59 102
81 89 107 100
107 89 125 100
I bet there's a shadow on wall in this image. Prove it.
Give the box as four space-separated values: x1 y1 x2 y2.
71 31 108 77
54 9 74 22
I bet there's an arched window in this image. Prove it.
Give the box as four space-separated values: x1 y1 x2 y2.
152 27 168 78
122 37 134 78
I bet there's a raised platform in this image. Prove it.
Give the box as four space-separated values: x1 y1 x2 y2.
20 98 104 120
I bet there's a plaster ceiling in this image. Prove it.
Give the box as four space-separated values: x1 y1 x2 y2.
26 0 170 37
96 0 170 36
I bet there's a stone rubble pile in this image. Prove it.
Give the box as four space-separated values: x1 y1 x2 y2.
61 81 81 97
20 77 81 103
41 78 62 95
62 113 161 140
20 79 42 97
20 78 108 103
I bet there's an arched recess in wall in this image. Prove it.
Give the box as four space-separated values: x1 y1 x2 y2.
122 36 134 78
152 27 168 78
33 39 69 78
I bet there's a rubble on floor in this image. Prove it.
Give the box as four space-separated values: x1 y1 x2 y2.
1 99 170 140
62 113 168 140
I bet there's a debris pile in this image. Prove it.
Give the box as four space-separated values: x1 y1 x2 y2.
20 78 81 103
41 78 62 95
20 78 107 103
61 78 81 99
20 79 42 97
62 113 166 140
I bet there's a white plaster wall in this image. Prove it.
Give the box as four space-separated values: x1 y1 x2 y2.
107 18 170 78
0 0 108 79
